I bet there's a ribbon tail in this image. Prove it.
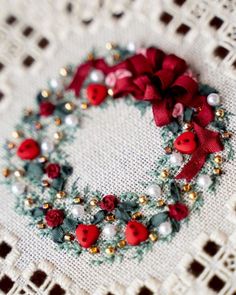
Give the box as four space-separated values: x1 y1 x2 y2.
175 149 207 182
152 100 173 127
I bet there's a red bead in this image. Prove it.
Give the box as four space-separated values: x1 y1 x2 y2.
76 224 100 248
174 132 197 154
86 83 107 105
17 139 40 160
125 220 149 246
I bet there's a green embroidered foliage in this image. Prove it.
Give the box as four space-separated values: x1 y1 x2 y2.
115 208 130 223
148 212 169 229
31 207 44 218
55 102 74 116
198 84 218 96
61 165 73 177
170 219 181 233
51 177 65 191
167 121 181 135
118 201 138 211
92 210 106 224
51 226 65 243
170 181 181 202
62 217 79 232
184 108 194 122
24 162 44 180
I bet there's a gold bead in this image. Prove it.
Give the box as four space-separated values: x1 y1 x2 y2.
54 117 62 126
24 197 34 207
87 53 94 61
2 168 10 178
12 130 23 139
42 180 50 187
64 102 75 111
161 169 169 179
213 167 222 175
41 90 50 98
81 102 89 110
216 109 225 118
64 233 75 242
54 131 63 140
113 52 121 61
35 122 43 130
149 232 158 242
222 131 233 139
157 199 165 207
56 191 66 199
132 212 143 220
139 195 148 205
7 142 15 150
105 214 116 222
182 184 192 192
117 240 126 248
90 198 98 207
88 246 99 254
14 169 25 178
189 192 197 201
24 108 33 117
183 122 193 131
59 67 68 77
37 222 46 229
73 196 83 204
164 146 172 154
214 155 223 164
38 156 48 163
42 202 52 210
106 42 117 50
105 246 116 255
108 88 114 96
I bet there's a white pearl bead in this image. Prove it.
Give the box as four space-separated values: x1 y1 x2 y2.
207 93 221 106
48 78 62 91
65 114 79 127
41 139 54 153
103 224 117 238
12 182 26 195
197 174 212 189
158 221 172 237
170 152 183 166
127 42 136 52
71 205 85 218
147 184 161 198
89 70 105 83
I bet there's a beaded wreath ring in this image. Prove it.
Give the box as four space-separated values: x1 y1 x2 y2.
2 44 234 264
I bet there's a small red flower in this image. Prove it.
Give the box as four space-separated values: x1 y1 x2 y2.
17 138 40 160
168 203 189 221
39 101 55 117
45 209 64 227
99 195 118 212
46 163 60 179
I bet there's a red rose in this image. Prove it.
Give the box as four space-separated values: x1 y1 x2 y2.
46 163 60 179
17 138 40 160
45 209 64 227
168 203 189 221
40 101 55 117
99 195 118 212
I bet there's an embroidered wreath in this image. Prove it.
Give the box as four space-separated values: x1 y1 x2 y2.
2 44 234 264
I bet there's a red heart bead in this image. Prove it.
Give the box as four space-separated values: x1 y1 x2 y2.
76 224 100 248
125 220 149 246
174 132 197 154
86 83 107 105
17 139 40 160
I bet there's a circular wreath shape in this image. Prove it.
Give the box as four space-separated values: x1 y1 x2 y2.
2 44 233 265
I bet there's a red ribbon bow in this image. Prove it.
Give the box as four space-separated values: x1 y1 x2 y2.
176 123 224 182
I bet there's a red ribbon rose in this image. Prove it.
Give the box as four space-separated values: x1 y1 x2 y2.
45 209 64 227
168 203 189 221
40 101 55 117
99 195 118 212
46 163 61 179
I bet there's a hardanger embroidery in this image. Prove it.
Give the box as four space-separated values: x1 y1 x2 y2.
1 44 234 265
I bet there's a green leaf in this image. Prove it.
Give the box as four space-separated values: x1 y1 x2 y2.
55 102 73 115
25 163 44 180
167 121 180 135
171 219 181 233
115 208 130 223
51 177 65 191
211 121 226 131
148 212 168 228
184 108 193 122
61 165 73 176
51 226 65 243
170 181 181 202
198 84 218 96
92 210 106 224
118 201 138 211
31 208 44 218
62 218 78 232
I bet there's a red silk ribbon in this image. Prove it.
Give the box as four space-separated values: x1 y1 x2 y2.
176 123 224 182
